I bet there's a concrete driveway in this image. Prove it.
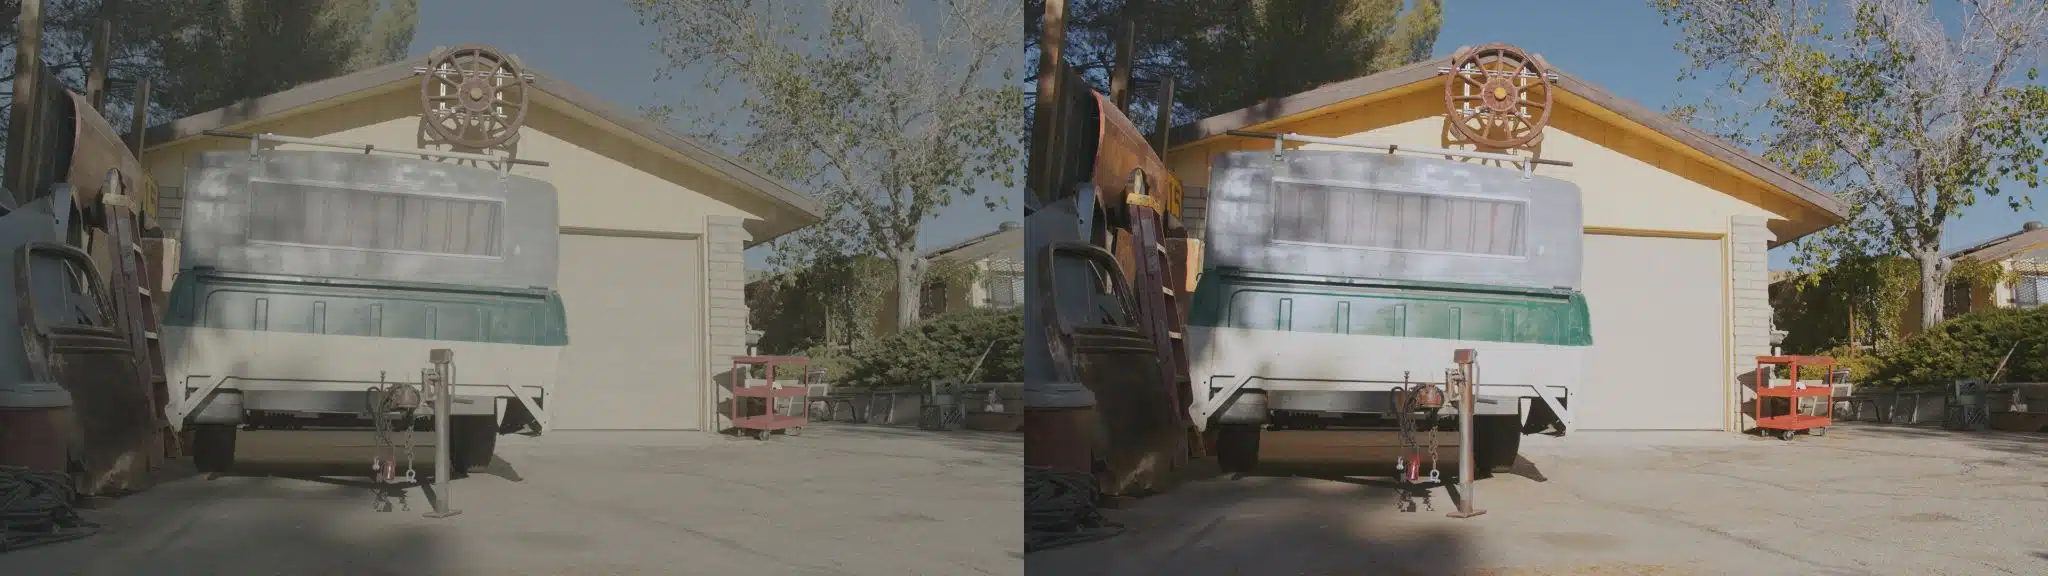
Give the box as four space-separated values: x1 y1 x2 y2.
1027 423 2048 576
1 423 1023 576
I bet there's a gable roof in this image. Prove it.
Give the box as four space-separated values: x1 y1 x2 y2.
1167 55 1849 225
1949 222 2048 262
926 222 1022 262
138 54 825 242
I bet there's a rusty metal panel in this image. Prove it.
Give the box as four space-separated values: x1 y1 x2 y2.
14 241 155 496
63 91 157 221
1087 92 1183 220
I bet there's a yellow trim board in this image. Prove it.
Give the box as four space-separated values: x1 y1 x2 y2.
1584 226 1727 240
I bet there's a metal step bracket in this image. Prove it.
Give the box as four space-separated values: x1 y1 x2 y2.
1239 131 1571 181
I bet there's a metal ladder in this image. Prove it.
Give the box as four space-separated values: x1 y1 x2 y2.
1124 186 1193 467
101 187 172 469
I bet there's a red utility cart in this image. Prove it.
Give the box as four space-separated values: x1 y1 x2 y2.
730 356 811 440
1753 355 1836 440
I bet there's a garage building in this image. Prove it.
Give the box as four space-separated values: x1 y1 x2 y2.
1164 56 1847 432
137 55 823 432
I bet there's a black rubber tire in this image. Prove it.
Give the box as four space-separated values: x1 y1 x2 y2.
1215 425 1261 474
449 415 498 473
192 425 238 473
1474 415 1522 473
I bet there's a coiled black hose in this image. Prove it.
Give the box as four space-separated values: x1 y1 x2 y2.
0 465 99 553
1024 465 1123 553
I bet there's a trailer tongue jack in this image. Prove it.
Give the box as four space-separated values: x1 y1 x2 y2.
1446 349 1487 519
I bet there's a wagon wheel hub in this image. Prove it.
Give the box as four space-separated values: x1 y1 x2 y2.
1443 43 1555 149
419 44 531 149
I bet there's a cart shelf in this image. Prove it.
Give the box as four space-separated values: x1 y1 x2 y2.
732 415 806 431
729 356 813 440
1755 414 1830 431
1753 355 1837 440
1756 386 1833 398
733 386 809 398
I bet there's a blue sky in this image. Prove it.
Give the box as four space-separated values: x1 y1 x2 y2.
409 1 2041 271
407 0 1019 270
1429 0 2042 268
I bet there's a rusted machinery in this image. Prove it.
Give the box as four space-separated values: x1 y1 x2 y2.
0 0 173 497
1025 15 1200 499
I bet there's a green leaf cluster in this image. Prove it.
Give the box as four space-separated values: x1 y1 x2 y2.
1864 305 2048 388
835 307 1022 388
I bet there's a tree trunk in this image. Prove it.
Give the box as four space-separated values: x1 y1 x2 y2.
1917 248 1947 331
893 247 926 333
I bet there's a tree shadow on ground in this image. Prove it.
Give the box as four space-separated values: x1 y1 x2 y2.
801 421 1022 457
1026 461 1475 575
1833 421 2048 466
0 459 451 576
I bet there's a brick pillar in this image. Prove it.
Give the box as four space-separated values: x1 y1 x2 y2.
1729 215 1775 432
706 215 752 432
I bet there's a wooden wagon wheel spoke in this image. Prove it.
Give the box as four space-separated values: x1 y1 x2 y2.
420 45 531 149
1443 43 1554 149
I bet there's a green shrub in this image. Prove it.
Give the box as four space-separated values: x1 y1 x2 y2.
836 307 1022 388
1865 306 2048 388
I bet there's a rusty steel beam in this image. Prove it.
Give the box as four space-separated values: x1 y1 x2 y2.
1109 22 1134 112
7 0 46 204
129 77 151 158
1152 76 1174 158
87 20 111 112
1026 0 1068 210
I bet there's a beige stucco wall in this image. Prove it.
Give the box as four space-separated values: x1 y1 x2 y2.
142 87 766 238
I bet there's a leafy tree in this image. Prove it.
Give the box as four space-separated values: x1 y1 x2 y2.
1656 0 2048 330
635 0 1021 333
1024 0 1441 129
0 0 418 151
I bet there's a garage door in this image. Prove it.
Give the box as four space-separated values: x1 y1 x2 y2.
1576 234 1726 430
551 233 705 430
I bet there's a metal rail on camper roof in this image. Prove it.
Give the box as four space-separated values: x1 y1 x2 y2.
1226 130 1571 179
202 130 549 177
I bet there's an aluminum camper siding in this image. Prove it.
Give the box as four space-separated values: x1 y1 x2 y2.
178 150 560 290
1205 151 1583 291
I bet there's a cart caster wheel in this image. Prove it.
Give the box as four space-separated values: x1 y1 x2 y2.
788 427 802 437
1812 427 1826 437
755 429 771 441
1778 429 1796 441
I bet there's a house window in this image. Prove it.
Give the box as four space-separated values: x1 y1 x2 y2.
920 281 949 317
2013 274 2048 308
983 258 1022 309
1270 180 1526 257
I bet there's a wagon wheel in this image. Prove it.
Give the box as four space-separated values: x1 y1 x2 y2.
755 429 771 441
420 45 531 149
1443 44 1554 149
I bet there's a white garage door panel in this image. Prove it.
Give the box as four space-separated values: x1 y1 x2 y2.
553 234 704 430
1578 235 1725 430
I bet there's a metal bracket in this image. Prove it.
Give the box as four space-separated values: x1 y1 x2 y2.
1260 132 1570 178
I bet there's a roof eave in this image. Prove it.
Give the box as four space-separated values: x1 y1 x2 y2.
1164 55 1850 231
135 54 826 244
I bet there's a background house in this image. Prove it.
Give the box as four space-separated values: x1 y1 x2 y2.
139 54 823 432
1943 221 2048 315
1164 56 1848 432
915 221 1024 318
